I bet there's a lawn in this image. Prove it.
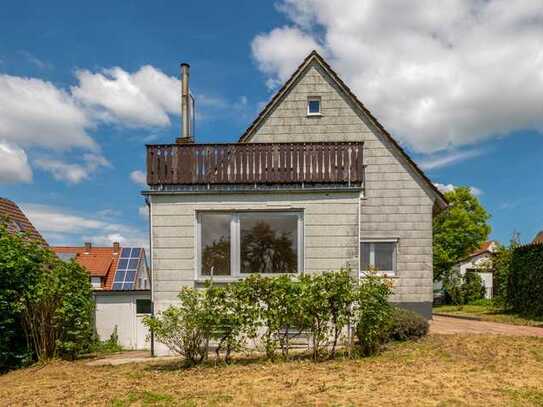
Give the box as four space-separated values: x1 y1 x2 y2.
433 302 543 327
2 335 543 406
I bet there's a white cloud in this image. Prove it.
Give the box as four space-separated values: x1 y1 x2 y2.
71 66 179 127
0 74 95 151
130 170 147 187
418 149 483 170
252 0 543 153
252 26 322 90
0 141 32 183
21 203 147 247
434 183 482 196
35 153 110 184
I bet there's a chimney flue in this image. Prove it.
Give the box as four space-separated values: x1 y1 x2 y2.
84 242 92 253
177 63 193 144
113 241 120 255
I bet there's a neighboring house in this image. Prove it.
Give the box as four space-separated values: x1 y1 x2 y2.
144 51 447 355
533 231 543 244
454 241 498 299
52 242 152 350
0 197 47 245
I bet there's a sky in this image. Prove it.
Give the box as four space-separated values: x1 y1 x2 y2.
0 0 542 247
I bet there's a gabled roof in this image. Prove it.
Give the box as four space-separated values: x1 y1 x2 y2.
459 241 498 263
52 245 147 291
239 50 447 210
533 231 543 245
0 197 47 245
53 246 119 290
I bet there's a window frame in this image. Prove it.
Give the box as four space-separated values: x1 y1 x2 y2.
359 239 398 276
90 276 102 288
136 299 152 315
196 210 304 279
307 96 322 116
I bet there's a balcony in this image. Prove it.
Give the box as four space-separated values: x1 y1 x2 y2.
146 142 363 190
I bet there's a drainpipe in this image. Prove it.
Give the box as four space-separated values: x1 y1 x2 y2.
145 196 155 357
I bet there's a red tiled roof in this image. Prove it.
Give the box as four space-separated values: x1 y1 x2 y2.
52 246 119 290
76 255 113 277
0 197 47 245
468 241 498 258
533 231 543 244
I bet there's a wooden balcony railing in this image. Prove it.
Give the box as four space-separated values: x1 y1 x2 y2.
146 142 363 186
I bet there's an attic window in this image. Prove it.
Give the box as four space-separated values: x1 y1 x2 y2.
307 97 321 116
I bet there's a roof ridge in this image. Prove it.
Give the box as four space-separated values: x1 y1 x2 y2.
238 51 447 209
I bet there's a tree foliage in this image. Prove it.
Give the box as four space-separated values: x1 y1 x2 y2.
508 243 543 316
0 223 94 371
433 187 491 280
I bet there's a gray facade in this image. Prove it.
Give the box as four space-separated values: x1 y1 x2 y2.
147 53 445 350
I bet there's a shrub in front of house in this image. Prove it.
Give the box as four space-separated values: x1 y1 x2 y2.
146 269 400 365
353 271 393 356
387 307 429 341
508 243 543 316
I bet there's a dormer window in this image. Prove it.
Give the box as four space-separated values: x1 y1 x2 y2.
307 96 321 116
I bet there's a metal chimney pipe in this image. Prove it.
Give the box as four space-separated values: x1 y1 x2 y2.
179 63 192 143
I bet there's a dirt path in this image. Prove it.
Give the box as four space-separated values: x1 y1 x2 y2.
430 315 543 336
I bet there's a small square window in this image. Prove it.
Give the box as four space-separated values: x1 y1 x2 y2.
136 299 152 314
360 241 397 275
307 97 321 115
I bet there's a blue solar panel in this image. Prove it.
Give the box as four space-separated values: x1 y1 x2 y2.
112 247 143 290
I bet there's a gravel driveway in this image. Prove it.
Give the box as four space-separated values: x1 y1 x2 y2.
430 315 543 337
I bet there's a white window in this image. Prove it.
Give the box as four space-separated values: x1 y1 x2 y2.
91 276 102 288
197 211 303 277
307 96 321 116
360 240 397 275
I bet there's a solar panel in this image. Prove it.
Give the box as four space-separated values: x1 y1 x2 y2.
112 247 141 290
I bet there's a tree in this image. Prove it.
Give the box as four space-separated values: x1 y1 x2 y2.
0 222 94 370
433 186 491 280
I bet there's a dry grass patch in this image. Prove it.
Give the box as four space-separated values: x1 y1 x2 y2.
1 335 543 406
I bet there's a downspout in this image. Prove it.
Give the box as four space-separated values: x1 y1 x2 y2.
145 196 155 357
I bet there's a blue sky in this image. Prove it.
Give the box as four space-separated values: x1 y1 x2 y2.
0 0 541 247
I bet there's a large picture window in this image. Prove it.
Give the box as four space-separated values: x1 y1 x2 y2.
198 211 303 277
360 240 397 275
200 213 231 276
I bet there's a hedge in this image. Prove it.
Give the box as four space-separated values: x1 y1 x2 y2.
508 243 543 316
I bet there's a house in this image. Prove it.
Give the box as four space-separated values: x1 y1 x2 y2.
144 51 447 355
52 242 152 350
533 231 543 244
453 240 498 299
0 197 47 245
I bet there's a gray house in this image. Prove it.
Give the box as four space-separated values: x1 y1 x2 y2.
144 51 447 355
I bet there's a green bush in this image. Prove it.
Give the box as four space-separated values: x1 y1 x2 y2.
442 269 485 305
144 288 211 366
204 282 259 363
462 272 486 304
146 270 397 365
388 308 429 341
353 271 393 356
508 243 543 316
0 223 94 370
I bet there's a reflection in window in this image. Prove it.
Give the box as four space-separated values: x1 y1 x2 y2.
240 213 298 274
200 213 231 276
361 241 396 274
